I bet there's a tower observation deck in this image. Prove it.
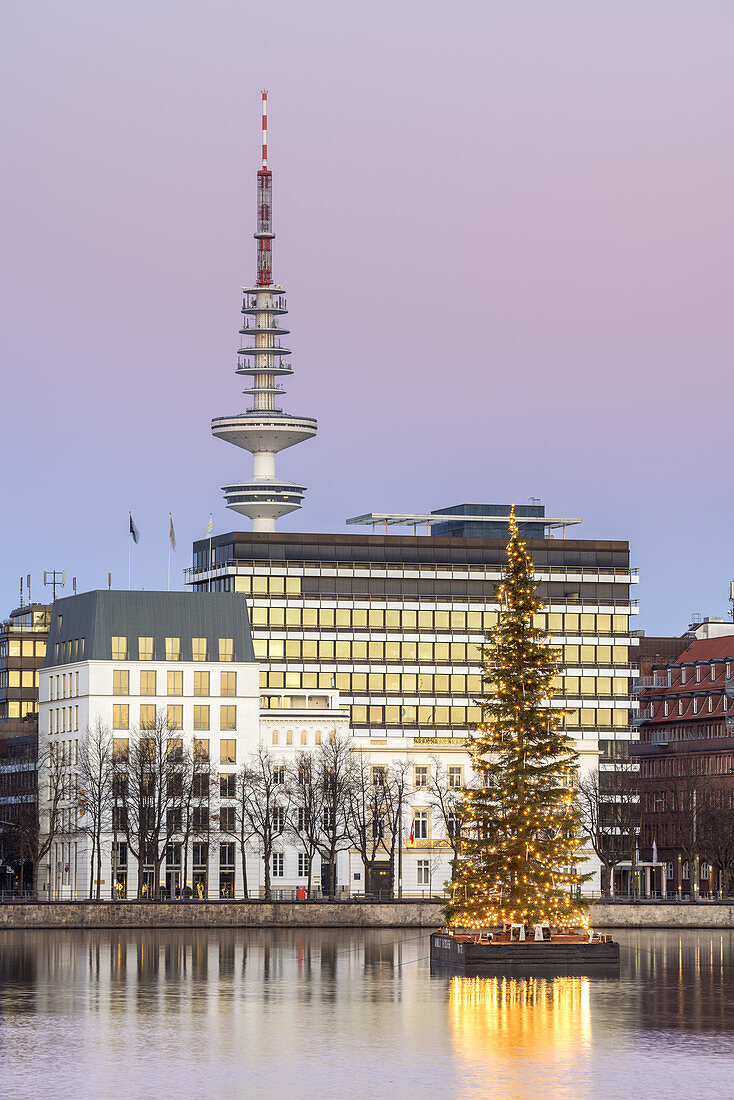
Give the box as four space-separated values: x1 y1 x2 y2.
211 92 317 531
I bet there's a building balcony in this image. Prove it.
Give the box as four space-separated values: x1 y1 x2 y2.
632 675 668 696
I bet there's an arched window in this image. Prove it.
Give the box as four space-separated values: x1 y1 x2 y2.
272 730 279 745
314 731 322 746
286 730 293 745
300 731 307 745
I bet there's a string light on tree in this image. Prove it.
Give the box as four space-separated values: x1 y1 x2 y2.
444 506 592 931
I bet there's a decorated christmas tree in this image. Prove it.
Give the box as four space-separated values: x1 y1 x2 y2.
445 507 591 930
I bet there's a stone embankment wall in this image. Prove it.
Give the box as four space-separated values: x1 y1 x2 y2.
590 903 734 929
2 900 734 931
0 900 444 931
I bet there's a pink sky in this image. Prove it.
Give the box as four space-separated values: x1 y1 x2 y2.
1 1 732 632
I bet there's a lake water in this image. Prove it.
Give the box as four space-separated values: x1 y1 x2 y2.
0 927 732 1099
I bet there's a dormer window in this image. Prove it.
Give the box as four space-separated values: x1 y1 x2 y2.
727 663 731 680
667 669 672 687
681 668 687 685
708 696 714 712
693 698 699 714
696 666 702 683
664 701 669 717
711 664 716 681
678 699 683 715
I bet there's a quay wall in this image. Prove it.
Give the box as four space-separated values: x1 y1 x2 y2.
0 900 443 931
590 903 734 929
2 900 734 931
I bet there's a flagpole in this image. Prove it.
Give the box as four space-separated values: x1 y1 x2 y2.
128 513 131 590
168 513 171 592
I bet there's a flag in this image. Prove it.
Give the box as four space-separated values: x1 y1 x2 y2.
206 514 213 535
129 513 139 544
169 514 176 552
409 817 415 846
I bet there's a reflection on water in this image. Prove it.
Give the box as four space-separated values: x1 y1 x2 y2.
1 928 734 1099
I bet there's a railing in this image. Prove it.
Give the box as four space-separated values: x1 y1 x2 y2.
632 675 668 694
184 558 641 589
1 888 445 904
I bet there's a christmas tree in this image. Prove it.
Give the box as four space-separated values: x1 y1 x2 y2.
445 507 591 930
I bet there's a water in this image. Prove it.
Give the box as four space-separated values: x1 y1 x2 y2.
0 927 733 1099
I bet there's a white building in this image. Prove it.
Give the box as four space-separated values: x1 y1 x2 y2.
38 590 468 900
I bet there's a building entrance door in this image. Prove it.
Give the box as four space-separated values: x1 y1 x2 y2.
366 863 392 897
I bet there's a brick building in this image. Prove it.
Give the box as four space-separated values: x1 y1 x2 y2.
630 626 734 897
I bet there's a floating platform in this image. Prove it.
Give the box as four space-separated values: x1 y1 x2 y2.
430 930 620 972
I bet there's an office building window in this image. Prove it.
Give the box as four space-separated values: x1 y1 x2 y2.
417 859 430 886
165 637 181 661
112 704 129 730
113 670 129 696
138 637 154 661
220 739 236 765
414 766 428 789
139 704 156 730
414 811 429 839
167 705 183 730
193 738 210 762
221 671 237 697
272 852 284 878
272 730 279 745
111 636 127 660
219 638 234 662
167 670 183 696
192 638 207 661
112 737 129 763
220 806 236 832
140 670 156 696
194 671 210 697
220 773 236 799
194 705 210 731
220 705 236 731
297 853 310 877
448 766 463 788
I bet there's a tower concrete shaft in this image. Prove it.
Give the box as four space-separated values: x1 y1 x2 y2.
211 92 317 531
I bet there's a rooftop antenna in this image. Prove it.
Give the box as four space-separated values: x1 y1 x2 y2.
43 570 65 601
729 581 734 621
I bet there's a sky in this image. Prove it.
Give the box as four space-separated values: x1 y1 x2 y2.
1 1 732 634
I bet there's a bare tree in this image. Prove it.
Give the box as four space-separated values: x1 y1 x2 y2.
77 720 113 900
179 746 217 896
346 751 392 895
382 760 410 898
697 786 734 896
220 765 255 899
239 746 292 900
578 762 639 896
117 711 190 898
427 754 465 875
659 773 704 900
21 743 67 898
316 732 353 897
287 751 322 897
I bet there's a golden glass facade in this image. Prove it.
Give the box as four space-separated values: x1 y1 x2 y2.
190 532 637 744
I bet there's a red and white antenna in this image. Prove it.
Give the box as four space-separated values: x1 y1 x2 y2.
261 90 268 170
256 89 273 286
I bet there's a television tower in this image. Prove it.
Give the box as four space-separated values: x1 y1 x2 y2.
211 92 317 531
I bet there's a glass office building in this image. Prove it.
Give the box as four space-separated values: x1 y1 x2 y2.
186 505 638 762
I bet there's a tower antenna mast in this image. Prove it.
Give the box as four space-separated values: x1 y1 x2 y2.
211 93 318 532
